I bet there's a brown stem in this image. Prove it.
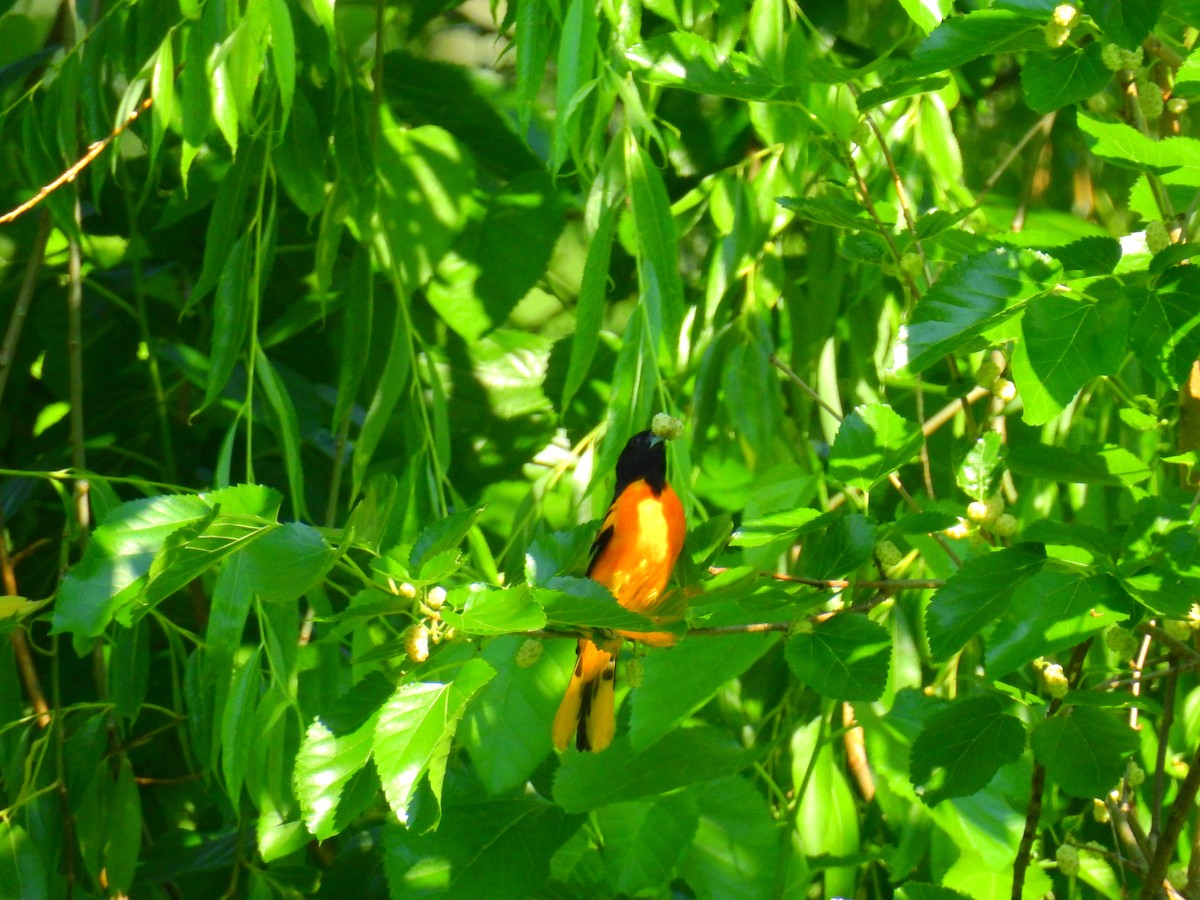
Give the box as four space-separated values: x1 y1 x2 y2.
0 507 51 728
706 567 944 591
1013 640 1092 898
1149 668 1176 845
769 353 843 421
0 99 153 225
1139 740 1200 900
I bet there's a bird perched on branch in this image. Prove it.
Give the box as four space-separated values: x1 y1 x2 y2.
552 414 686 752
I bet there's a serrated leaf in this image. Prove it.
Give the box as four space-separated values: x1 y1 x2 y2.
926 545 1046 661
552 727 756 814
410 506 484 572
785 614 891 701
909 695 1026 806
1006 441 1150 485
777 194 891 230
629 633 780 751
906 10 1044 77
829 404 924 490
533 577 665 634
731 507 823 548
597 792 700 895
1077 113 1200 174
957 432 1006 502
800 514 877 581
986 571 1130 677
439 585 547 636
1088 0 1162 50
1130 268 1200 389
294 674 394 840
460 637 575 795
1031 706 1138 797
383 793 573 899
373 659 495 827
1020 43 1110 114
52 494 215 649
899 248 1062 374
857 75 949 112
1011 290 1129 425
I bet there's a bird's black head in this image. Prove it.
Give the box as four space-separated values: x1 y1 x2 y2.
614 430 667 497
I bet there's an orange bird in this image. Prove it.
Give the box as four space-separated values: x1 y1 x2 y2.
552 428 686 752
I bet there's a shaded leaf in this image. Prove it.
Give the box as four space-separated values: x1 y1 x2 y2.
910 695 1026 806
1031 707 1138 797
829 404 924 490
785 614 891 701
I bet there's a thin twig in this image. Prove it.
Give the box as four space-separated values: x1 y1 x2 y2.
0 98 153 225
1149 669 1176 846
978 113 1056 202
0 507 50 728
706 567 944 591
0 211 51 408
769 353 843 421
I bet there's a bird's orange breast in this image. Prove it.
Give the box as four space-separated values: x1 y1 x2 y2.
587 480 685 615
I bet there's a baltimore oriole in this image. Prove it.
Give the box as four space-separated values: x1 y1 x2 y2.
552 425 686 752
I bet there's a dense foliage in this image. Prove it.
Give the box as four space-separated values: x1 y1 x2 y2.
3 0 1200 897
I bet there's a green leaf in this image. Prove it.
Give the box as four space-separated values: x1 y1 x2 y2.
523 524 596 586
199 232 252 415
957 432 1006 502
410 506 485 572
906 10 1043 77
899 248 1063 374
351 289 412 500
563 200 620 409
829 404 924 490
239 522 337 603
678 775 781 900
1020 43 1110 114
254 348 308 521
373 659 495 827
1088 0 1162 50
785 614 891 701
332 244 373 428
514 0 552 129
150 35 175 162
53 494 215 649
1076 113 1200 174
800 514 877 581
295 674 394 840
1011 289 1129 425
597 792 700 895
553 727 756 814
221 647 262 801
188 143 260 305
0 822 49 900
629 632 781 751
426 170 565 341
534 577 665 634
626 133 684 352
1130 267 1200 389
439 584 547 635
552 0 599 171
895 0 953 33
856 75 950 112
626 32 793 102
777 194 890 231
926 545 1046 661
792 715 859 893
1006 441 1151 485
273 89 326 217
383 793 574 899
730 507 823 548
376 124 474 291
986 571 1130 677
460 637 575 795
1046 235 1122 274
909 695 1026 806
267 0 295 126
1031 706 1138 797
896 885 974 900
